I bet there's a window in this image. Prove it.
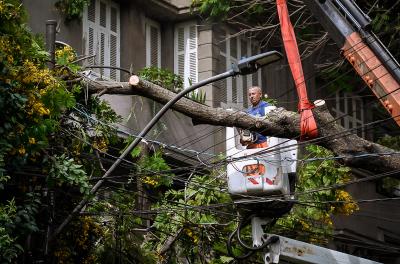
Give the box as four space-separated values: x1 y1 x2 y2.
145 19 161 68
217 29 262 108
174 22 198 88
83 0 120 81
331 91 365 137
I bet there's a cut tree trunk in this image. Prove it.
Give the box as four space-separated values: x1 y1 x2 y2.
86 76 400 175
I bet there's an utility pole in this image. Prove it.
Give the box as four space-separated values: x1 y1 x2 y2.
44 20 57 262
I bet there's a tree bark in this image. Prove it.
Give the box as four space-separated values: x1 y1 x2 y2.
86 77 400 175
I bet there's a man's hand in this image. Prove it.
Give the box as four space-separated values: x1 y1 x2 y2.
240 138 251 146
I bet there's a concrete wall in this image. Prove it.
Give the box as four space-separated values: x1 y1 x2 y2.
120 2 146 78
22 0 83 53
167 0 191 8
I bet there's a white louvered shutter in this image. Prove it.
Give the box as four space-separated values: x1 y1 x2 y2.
175 22 198 88
83 0 120 80
146 20 161 68
187 25 198 87
109 4 119 80
98 1 107 76
87 0 96 65
217 29 227 105
176 27 185 79
218 52 227 104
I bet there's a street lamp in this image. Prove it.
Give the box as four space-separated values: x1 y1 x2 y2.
52 50 283 239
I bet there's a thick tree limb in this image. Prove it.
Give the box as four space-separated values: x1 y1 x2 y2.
158 227 183 256
86 77 400 175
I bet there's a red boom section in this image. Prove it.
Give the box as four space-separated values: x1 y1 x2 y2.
342 32 400 125
276 0 318 140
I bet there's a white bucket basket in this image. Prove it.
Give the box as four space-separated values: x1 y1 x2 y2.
226 108 297 198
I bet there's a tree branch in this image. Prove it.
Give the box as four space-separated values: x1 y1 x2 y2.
86 76 400 174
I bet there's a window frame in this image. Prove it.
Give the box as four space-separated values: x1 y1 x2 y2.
218 28 262 108
145 18 161 68
174 21 198 89
332 91 365 137
82 0 120 81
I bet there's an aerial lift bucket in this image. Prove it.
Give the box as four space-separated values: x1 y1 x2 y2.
226 107 298 216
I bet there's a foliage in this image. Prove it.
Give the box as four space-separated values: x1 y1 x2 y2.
124 141 174 188
0 198 19 262
49 154 90 194
0 1 74 260
376 135 400 197
0 191 41 262
139 150 174 187
138 66 207 104
138 66 183 93
89 188 157 264
55 0 90 21
187 89 207 105
273 145 358 244
378 135 400 151
54 216 103 263
142 170 237 263
262 94 278 106
192 0 267 23
0 1 122 261
55 45 80 73
193 0 400 93
141 145 359 262
192 0 231 19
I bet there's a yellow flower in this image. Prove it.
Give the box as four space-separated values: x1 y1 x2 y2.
143 176 158 186
18 146 25 155
299 219 310 230
29 137 36 144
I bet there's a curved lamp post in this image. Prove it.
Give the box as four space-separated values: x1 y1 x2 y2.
52 50 283 239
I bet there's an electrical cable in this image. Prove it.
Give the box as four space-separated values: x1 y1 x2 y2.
226 228 256 260
180 35 400 167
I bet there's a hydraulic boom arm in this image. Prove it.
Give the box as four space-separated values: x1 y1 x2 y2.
303 0 400 126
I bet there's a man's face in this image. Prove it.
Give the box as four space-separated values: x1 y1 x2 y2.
248 88 262 106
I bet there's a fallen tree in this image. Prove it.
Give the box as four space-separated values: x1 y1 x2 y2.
86 76 400 175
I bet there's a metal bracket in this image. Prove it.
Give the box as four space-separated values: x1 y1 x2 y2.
251 216 281 264
264 239 280 264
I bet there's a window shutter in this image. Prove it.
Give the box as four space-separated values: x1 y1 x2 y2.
88 0 95 22
177 27 185 77
100 1 106 28
110 34 117 80
110 6 117 32
86 0 96 66
150 25 159 67
110 5 119 80
218 53 227 104
188 25 198 86
83 0 120 80
98 1 106 76
145 19 161 68
216 29 227 105
175 23 197 88
88 27 95 65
